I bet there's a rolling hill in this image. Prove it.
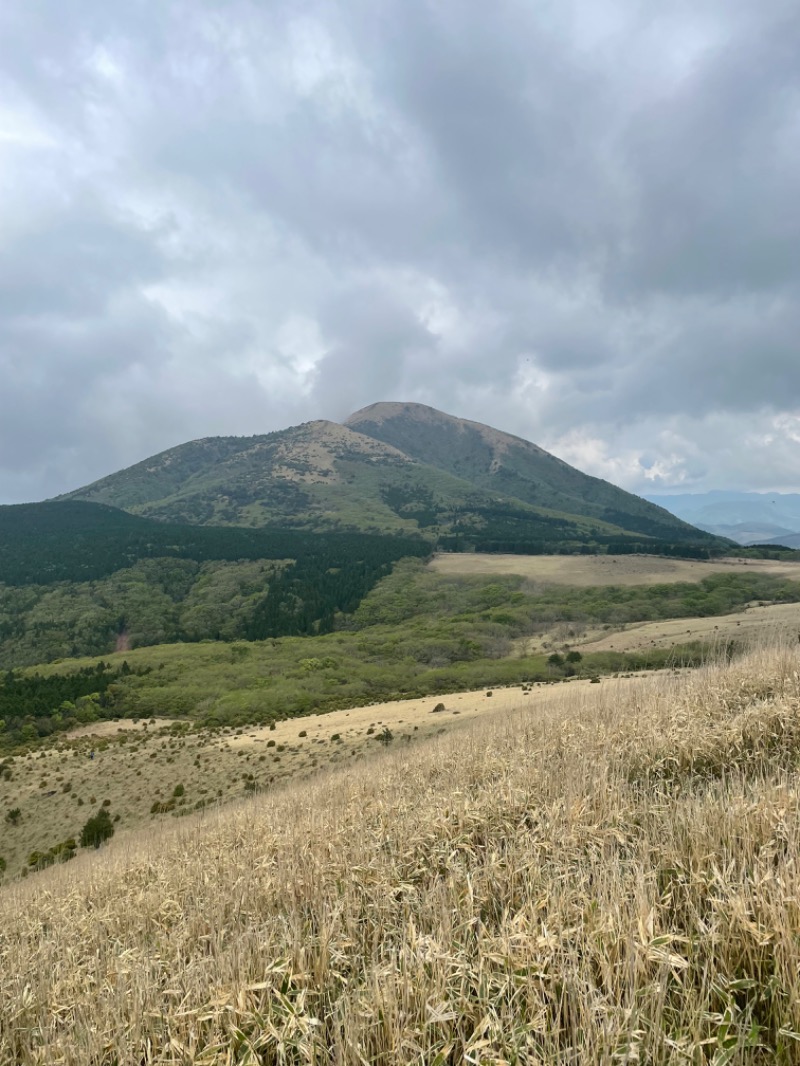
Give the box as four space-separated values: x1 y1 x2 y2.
62 404 717 551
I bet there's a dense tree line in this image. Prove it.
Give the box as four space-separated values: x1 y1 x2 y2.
0 662 142 749
246 553 411 639
0 504 430 666
434 504 720 557
0 501 428 586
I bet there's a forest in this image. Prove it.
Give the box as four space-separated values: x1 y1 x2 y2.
0 662 144 750
0 501 430 666
0 501 428 586
5 559 794 751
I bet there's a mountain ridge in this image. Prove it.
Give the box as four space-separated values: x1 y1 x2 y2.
346 402 706 543
646 490 800 545
61 402 719 549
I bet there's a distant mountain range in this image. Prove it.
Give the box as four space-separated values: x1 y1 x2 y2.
645 491 800 546
61 402 717 552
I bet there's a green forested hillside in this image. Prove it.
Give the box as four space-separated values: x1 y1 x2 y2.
8 558 799 752
61 408 722 551
0 502 429 666
0 501 424 586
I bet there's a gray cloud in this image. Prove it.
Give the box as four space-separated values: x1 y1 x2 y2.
1 0 799 502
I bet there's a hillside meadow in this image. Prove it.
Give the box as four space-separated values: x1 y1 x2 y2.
3 641 800 1062
7 551 800 754
429 550 800 586
0 680 572 879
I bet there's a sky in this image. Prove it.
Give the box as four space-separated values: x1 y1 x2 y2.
1 0 799 504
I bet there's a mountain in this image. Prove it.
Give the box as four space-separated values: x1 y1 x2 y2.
645 491 800 544
747 532 800 549
346 402 710 543
62 404 718 550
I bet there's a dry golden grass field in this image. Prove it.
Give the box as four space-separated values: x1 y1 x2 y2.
578 600 800 653
4 641 800 1063
514 600 800 658
430 551 800 586
0 681 584 880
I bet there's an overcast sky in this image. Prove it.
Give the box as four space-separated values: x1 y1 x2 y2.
1 0 799 504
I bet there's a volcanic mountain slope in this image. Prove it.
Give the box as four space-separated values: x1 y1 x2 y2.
346 402 707 543
63 420 440 532
63 405 717 547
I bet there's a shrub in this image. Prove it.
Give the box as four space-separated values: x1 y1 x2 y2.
173 784 185 798
27 838 77 870
79 808 115 849
432 703 446 713
5 807 21 826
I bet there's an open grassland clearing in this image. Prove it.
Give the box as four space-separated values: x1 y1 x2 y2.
577 599 800 654
4 643 800 1062
0 676 644 881
430 550 800 585
517 600 800 657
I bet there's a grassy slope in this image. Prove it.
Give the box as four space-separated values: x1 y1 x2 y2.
347 402 717 543
429 551 800 585
3 644 800 1063
0 679 593 879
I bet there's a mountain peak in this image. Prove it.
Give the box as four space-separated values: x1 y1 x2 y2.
346 401 550 459
346 401 449 425
61 402 715 547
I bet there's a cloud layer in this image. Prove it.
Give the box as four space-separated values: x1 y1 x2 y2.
2 0 799 501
